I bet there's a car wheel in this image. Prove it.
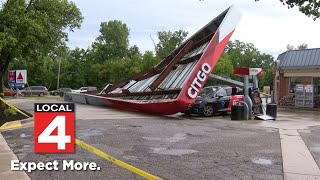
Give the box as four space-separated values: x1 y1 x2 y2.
203 104 215 117
39 92 44 97
21 92 26 97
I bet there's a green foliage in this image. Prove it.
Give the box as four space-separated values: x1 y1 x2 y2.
88 53 159 88
0 0 83 103
89 20 130 62
128 45 141 59
3 6 276 92
224 40 274 87
255 0 320 20
212 55 234 77
199 0 319 19
142 51 160 70
155 29 188 60
4 108 17 117
287 43 309 50
297 43 308 50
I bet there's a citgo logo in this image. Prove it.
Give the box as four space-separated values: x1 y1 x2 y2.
187 63 211 98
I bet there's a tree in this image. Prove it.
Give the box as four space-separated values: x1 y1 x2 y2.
224 40 274 87
10 55 59 90
90 20 130 62
286 44 295 50
142 51 159 70
199 0 319 19
297 43 308 50
212 55 234 77
255 0 320 20
0 0 82 107
128 45 141 59
286 43 308 50
155 29 188 60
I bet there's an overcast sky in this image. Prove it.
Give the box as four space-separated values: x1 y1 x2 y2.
68 0 320 57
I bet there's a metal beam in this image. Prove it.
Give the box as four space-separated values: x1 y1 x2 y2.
194 32 214 48
209 74 244 87
104 66 164 93
178 53 203 64
135 67 164 81
100 89 181 97
149 41 195 91
104 27 214 94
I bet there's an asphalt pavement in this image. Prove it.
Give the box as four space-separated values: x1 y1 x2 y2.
300 126 320 168
2 98 319 180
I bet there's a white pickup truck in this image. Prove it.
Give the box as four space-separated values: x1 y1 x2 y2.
73 87 97 93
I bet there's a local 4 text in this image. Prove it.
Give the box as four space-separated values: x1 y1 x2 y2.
34 103 75 153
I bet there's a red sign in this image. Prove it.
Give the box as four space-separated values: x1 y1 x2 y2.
34 103 75 153
17 72 23 81
8 71 16 83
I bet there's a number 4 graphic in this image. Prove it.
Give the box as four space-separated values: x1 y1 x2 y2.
38 116 71 150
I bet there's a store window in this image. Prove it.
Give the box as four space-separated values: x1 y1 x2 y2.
289 77 301 93
314 77 320 95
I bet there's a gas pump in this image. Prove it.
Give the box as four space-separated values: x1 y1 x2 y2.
233 68 264 119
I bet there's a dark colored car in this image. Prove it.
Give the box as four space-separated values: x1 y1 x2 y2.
185 86 244 117
50 88 72 96
20 86 49 97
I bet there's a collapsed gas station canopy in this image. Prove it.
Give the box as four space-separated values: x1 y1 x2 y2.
65 6 241 115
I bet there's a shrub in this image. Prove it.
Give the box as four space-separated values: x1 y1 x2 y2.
59 91 64 97
4 108 17 117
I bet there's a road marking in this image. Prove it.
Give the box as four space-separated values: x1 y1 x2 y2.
0 121 33 131
75 139 162 180
1 122 162 179
280 129 320 179
0 121 22 130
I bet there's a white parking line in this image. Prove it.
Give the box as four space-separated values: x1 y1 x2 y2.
280 129 320 180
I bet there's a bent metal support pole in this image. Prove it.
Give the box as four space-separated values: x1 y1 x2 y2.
209 74 244 87
253 75 259 89
243 75 253 119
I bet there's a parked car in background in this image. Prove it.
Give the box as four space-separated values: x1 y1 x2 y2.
3 87 18 96
185 86 244 117
50 88 72 96
20 86 49 97
73 86 97 93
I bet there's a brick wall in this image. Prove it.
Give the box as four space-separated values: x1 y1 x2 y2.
299 76 312 85
277 74 313 100
279 73 289 99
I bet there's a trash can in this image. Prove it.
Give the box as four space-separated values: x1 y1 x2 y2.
231 104 245 120
266 103 277 118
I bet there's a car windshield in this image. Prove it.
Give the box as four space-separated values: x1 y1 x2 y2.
199 87 218 97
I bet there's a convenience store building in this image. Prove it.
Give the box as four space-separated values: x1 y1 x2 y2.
273 48 320 108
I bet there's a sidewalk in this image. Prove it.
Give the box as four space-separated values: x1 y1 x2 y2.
0 133 30 180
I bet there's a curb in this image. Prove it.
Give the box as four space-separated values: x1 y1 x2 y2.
0 118 33 131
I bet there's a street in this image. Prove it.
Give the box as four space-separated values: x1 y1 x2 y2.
0 98 319 179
